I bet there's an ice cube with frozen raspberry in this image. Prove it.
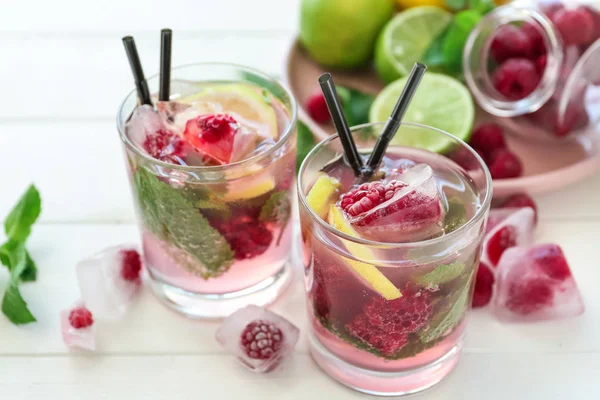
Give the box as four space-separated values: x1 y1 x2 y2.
494 244 584 322
60 302 95 351
76 246 142 320
340 164 445 243
483 207 535 267
215 305 300 373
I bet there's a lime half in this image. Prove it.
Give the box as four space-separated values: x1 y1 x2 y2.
369 73 475 153
375 6 453 83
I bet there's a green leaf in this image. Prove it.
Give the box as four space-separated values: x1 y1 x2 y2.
443 197 467 234
21 251 38 282
133 168 235 278
0 240 29 281
1 282 36 325
442 10 482 74
260 191 291 245
337 86 374 127
446 0 466 11
469 0 495 14
4 185 41 243
296 121 316 173
419 272 474 343
414 262 465 287
422 27 450 70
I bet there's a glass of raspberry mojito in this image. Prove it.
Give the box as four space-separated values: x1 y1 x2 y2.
298 123 492 396
117 63 297 318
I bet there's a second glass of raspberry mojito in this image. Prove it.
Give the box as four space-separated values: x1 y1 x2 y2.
298 123 492 395
117 64 297 318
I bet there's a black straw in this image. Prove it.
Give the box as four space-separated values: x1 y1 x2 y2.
159 29 172 101
318 73 363 176
365 63 427 174
122 36 152 106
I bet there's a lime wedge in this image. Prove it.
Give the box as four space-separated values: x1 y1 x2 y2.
375 6 453 83
306 175 340 220
328 205 402 301
179 84 278 139
369 73 475 153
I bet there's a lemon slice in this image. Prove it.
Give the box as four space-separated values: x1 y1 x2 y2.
180 84 278 139
223 175 276 202
306 175 340 220
328 205 401 300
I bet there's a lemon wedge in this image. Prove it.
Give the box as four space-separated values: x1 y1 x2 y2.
306 175 341 220
328 205 401 300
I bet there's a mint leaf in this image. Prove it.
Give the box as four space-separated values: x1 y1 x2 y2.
446 0 466 11
469 0 495 14
21 251 37 282
1 283 36 325
296 121 315 173
4 185 41 243
414 262 465 287
133 168 234 278
423 27 450 70
443 197 467 234
337 86 374 127
0 240 27 279
442 10 482 74
260 191 291 245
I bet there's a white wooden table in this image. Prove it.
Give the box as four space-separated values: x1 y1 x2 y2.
1 1 599 398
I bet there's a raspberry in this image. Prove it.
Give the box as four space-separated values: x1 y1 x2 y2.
340 181 407 217
490 25 534 63
184 114 239 164
469 124 506 160
551 7 595 46
240 320 284 360
500 193 538 224
209 210 273 260
535 54 547 74
488 149 523 180
487 226 517 266
306 91 331 124
346 314 409 356
450 147 486 170
493 58 541 100
532 244 571 281
541 2 564 20
69 307 94 329
585 6 600 45
521 22 546 58
120 249 142 282
506 279 553 315
143 129 186 164
472 262 495 308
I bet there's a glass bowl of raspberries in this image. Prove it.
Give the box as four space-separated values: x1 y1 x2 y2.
463 0 600 141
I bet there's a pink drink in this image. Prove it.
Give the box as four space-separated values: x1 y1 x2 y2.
117 64 296 318
298 123 491 396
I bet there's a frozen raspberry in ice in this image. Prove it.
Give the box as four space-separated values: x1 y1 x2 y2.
484 207 535 267
472 262 495 308
488 149 523 179
469 124 506 160
60 302 95 351
125 105 166 148
143 128 186 165
306 91 331 124
551 7 595 46
216 305 299 373
500 193 538 224
340 164 444 243
76 246 142 320
184 113 257 164
494 244 584 322
490 25 534 63
486 208 517 234
493 58 541 100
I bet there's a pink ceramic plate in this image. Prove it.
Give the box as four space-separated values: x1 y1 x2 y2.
285 39 600 197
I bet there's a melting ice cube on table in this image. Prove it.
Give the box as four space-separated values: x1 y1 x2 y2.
494 244 584 322
76 246 142 320
60 302 95 351
216 305 299 373
340 164 445 243
483 207 535 267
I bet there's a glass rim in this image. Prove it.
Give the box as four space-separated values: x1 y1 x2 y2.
116 62 298 172
297 121 493 249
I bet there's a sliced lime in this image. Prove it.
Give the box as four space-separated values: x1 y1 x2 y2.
179 84 278 139
375 6 453 83
369 73 475 153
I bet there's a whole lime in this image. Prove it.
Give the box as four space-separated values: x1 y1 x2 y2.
299 0 395 68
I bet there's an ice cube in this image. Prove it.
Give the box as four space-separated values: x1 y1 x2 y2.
60 301 95 351
76 246 142 320
486 208 520 234
215 305 299 373
345 164 445 242
158 100 223 135
483 207 535 267
494 244 584 322
125 105 166 148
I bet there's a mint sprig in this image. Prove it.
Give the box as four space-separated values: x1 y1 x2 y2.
1 184 41 324
260 191 291 245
